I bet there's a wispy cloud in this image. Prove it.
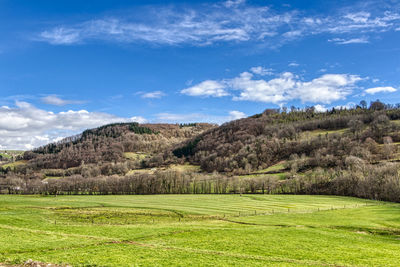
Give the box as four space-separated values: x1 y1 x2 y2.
41 95 85 106
364 86 397 94
140 91 166 99
36 1 400 47
250 66 274 76
40 28 81 45
224 0 246 8
328 37 369 45
155 110 245 124
181 69 364 104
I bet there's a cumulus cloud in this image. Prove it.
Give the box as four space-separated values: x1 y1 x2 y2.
182 70 362 104
36 2 400 47
289 74 361 103
364 86 397 94
141 91 166 99
230 72 295 103
41 95 85 106
0 102 146 150
181 80 229 97
314 104 328 112
228 110 246 120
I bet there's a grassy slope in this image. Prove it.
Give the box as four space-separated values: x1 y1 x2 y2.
1 195 399 266
127 164 201 175
0 153 11 159
0 160 27 171
123 152 150 160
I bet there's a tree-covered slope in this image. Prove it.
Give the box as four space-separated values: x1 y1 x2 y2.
174 102 400 173
24 122 215 169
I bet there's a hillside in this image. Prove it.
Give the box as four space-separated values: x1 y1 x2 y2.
174 103 400 173
2 101 400 202
1 122 214 176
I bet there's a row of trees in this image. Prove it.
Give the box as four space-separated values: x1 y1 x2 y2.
2 161 400 202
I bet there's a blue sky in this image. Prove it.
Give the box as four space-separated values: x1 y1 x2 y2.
1 0 400 149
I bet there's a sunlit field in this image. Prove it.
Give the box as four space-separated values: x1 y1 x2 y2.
1 195 399 266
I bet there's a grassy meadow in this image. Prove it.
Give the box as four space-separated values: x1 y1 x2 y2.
1 195 400 266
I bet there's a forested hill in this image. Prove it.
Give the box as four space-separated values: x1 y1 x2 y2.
173 101 400 173
3 101 400 202
21 101 400 174
24 122 215 169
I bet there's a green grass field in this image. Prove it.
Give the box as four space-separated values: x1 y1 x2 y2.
0 194 399 266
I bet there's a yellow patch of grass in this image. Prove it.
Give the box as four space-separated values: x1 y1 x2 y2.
253 161 286 174
126 164 201 176
124 152 150 160
1 160 27 171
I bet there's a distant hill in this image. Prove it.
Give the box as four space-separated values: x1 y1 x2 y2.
25 122 215 169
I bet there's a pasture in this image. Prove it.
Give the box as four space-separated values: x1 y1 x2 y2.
0 195 399 266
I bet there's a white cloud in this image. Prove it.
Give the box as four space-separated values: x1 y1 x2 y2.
36 2 400 47
230 72 295 103
364 86 397 94
155 113 206 123
40 28 81 45
181 80 229 97
328 37 369 44
155 110 245 124
130 116 147 123
228 110 246 120
0 102 146 150
289 74 361 103
141 91 166 99
282 30 303 38
344 12 371 24
250 66 273 76
314 104 327 112
182 70 362 104
224 0 246 8
288 62 299 67
326 11 400 34
312 102 355 112
41 95 84 106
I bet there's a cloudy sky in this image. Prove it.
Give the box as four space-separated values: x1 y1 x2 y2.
1 0 400 149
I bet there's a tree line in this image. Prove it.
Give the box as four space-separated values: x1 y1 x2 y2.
2 161 399 203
